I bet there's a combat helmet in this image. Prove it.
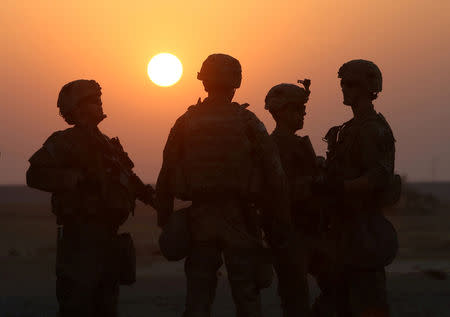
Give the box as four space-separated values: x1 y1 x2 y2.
197 53 242 89
265 79 311 114
57 79 101 124
338 59 382 97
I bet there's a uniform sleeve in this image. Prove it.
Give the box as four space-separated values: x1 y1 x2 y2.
26 132 79 192
155 115 186 227
107 136 155 204
241 110 291 233
359 121 395 191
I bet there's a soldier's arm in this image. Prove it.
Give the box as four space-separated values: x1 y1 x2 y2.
293 136 320 199
344 122 394 194
127 171 155 206
126 164 156 206
242 110 291 236
155 116 185 227
26 142 82 192
109 136 156 206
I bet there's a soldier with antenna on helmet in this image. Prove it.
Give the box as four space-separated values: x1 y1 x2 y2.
264 78 325 317
26 79 155 317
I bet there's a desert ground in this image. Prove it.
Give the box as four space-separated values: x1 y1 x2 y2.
1 184 449 317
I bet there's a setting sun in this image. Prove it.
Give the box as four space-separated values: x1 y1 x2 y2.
147 53 183 87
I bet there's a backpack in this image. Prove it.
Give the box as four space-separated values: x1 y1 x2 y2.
175 101 257 198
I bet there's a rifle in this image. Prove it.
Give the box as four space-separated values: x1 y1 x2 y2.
92 133 155 209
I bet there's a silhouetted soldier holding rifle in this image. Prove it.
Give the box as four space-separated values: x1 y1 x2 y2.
26 79 155 317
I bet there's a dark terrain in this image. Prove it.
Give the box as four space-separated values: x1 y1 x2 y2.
1 184 449 316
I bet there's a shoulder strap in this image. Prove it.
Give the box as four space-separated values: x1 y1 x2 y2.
91 131 135 170
323 117 354 145
323 125 342 156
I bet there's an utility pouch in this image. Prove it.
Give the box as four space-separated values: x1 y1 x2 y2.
341 214 398 269
159 207 191 261
117 232 136 285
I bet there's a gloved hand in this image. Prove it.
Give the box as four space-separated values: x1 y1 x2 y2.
138 184 156 207
315 156 327 169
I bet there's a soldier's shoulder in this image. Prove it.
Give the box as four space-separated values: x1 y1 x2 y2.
235 104 258 121
35 128 76 162
98 129 113 142
339 118 354 132
167 109 192 137
298 135 312 149
376 113 394 131
240 107 267 132
186 98 201 111
324 125 342 143
174 110 191 126
231 101 250 109
360 114 394 143
44 127 76 146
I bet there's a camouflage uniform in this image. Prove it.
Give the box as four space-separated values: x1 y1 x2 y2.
311 60 398 317
26 80 153 317
156 54 289 317
265 82 318 316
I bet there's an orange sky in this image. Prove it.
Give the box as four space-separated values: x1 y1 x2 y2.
1 0 450 184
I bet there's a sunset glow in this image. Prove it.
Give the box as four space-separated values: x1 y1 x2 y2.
147 53 183 87
1 1 450 183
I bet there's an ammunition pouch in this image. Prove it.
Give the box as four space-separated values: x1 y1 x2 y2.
117 232 136 285
340 213 398 269
159 208 191 261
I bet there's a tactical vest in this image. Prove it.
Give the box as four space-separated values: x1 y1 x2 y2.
325 113 400 208
45 127 135 225
173 101 258 199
